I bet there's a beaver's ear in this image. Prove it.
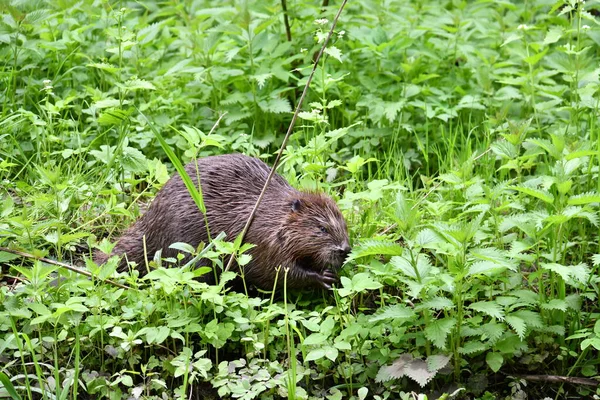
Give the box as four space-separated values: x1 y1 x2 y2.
291 199 302 212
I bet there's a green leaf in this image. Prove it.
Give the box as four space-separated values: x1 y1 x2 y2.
305 348 326 362
415 297 454 311
303 333 327 346
427 354 451 372
459 341 487 354
568 191 600 205
505 315 527 339
324 45 342 62
511 186 554 204
259 98 291 114
121 146 148 173
391 254 432 280
351 272 383 293
347 240 404 261
324 346 339 361
486 352 504 372
424 317 455 349
469 301 505 320
541 262 571 281
369 304 416 322
540 299 568 312
123 78 156 91
0 371 22 400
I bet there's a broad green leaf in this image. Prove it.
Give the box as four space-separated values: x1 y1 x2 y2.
305 348 326 362
459 341 487 354
424 317 455 349
369 304 415 322
511 186 554 204
486 352 504 372
303 333 328 346
469 301 505 320
346 240 404 261
541 262 571 281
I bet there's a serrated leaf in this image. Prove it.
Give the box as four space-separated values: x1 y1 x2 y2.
511 310 543 329
568 191 600 205
505 316 527 339
87 62 120 73
469 301 505 320
369 304 415 322
425 317 455 349
415 228 443 248
124 78 155 91
426 354 451 372
467 261 507 277
347 240 404 261
324 45 342 62
541 262 571 281
259 98 291 114
486 352 504 372
415 296 455 311
569 263 590 285
391 254 432 280
480 322 505 344
252 73 272 89
404 358 434 387
459 341 487 354
540 299 568 311
511 186 554 204
375 353 413 382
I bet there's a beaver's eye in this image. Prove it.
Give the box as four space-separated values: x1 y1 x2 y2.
319 226 328 234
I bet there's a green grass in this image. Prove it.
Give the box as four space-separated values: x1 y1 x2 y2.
2 0 600 399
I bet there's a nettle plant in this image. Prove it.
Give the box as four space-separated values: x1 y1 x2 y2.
345 124 600 386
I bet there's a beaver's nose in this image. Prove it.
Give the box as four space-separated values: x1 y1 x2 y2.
338 242 351 257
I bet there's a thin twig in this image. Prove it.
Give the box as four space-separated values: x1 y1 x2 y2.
224 0 348 272
207 111 227 136
0 247 131 290
515 374 599 387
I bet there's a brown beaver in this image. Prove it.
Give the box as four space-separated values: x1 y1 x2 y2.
95 153 351 290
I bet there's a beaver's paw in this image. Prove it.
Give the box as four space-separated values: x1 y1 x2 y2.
315 268 339 290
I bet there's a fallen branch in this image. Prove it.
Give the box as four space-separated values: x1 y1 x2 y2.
514 374 599 387
0 247 131 290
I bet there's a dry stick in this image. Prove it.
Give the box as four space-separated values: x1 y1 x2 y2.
0 247 131 290
224 0 349 272
515 374 599 387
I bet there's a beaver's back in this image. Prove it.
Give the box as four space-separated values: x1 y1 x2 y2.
96 154 297 271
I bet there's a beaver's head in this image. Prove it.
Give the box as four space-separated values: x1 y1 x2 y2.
279 192 351 274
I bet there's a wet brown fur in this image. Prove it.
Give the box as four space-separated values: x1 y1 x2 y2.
94 154 351 290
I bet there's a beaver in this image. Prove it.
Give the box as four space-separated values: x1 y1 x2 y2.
95 153 351 290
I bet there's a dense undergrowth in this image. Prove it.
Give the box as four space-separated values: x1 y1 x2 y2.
2 0 600 399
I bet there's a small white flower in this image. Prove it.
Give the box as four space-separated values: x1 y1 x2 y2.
315 18 329 25
582 25 591 31
120 7 127 12
517 24 528 30
41 79 53 92
338 30 345 37
300 48 307 53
